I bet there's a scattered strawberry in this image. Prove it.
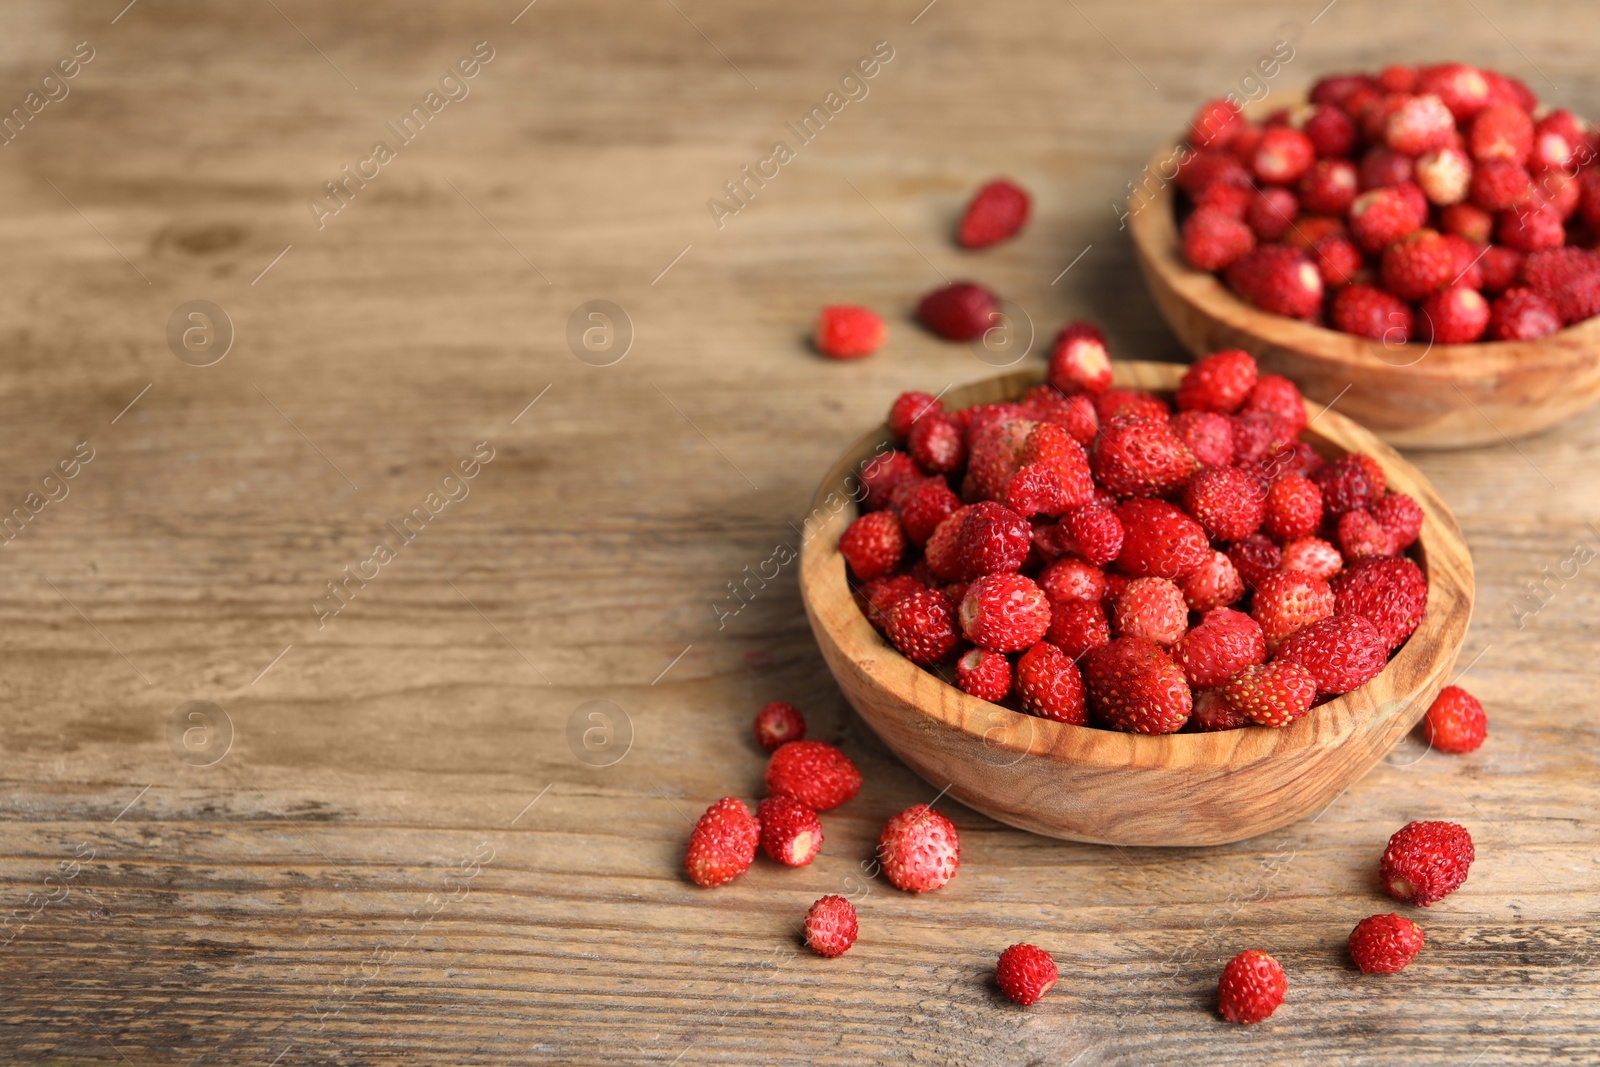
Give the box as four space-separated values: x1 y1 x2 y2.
877 804 960 893
884 588 961 665
765 741 861 812
757 795 823 867
960 573 1051 652
814 305 885 359
918 281 999 341
996 943 1058 1006
1421 685 1487 753
1217 949 1287 1024
1349 913 1425 974
1084 637 1193 734
839 510 905 581
1274 613 1389 694
1380 820 1475 906
958 178 1031 248
684 797 760 888
803 895 858 957
753 701 806 752
956 647 1013 702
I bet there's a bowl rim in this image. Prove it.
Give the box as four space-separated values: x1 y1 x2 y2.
798 361 1475 773
1125 133 1600 381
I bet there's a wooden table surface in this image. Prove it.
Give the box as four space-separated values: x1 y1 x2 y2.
1 1 1596 1064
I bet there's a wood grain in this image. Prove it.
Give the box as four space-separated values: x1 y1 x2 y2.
0 1 1596 1065
799 362 1473 846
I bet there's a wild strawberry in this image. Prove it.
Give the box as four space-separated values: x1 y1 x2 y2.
1468 157 1531 211
877 804 960 892
918 281 999 341
1038 556 1107 603
753 701 806 752
1092 416 1198 498
1302 103 1357 157
923 505 972 581
1179 550 1245 612
884 588 960 665
1523 246 1600 293
684 797 761 888
1332 556 1427 651
958 178 1031 248
855 574 924 634
1279 536 1344 581
1292 161 1355 219
1014 641 1088 723
1477 244 1528 292
953 501 1032 579
1227 533 1283 589
956 647 1012 702
1416 63 1491 121
1175 607 1266 688
1482 69 1536 111
1225 245 1324 318
803 895 858 957
1467 103 1533 164
888 391 942 441
765 740 860 812
1386 93 1455 155
1021 386 1099 445
1239 375 1307 435
1182 207 1256 272
1380 820 1474 906
1021 423 1094 496
1439 202 1495 243
1262 472 1323 542
1253 126 1315 184
1176 349 1257 414
1183 687 1248 731
1313 454 1382 517
1230 412 1296 468
1224 660 1317 727
1414 145 1473 205
757 795 823 866
814 305 886 359
1532 109 1594 171
1350 182 1427 252
1380 230 1454 300
1370 492 1423 550
1247 187 1299 241
1189 97 1244 149
839 510 906 582
1488 286 1562 339
1337 509 1398 560
996 943 1058 1006
1258 439 1323 481
960 402 1030 446
1184 466 1266 542
960 574 1050 652
1358 145 1416 190
1055 501 1124 566
1496 201 1564 253
1422 685 1487 754
1546 271 1600 325
1170 410 1236 467
1046 322 1113 396
907 413 966 475
1083 637 1192 734
1275 613 1388 694
1113 499 1209 580
892 477 961 548
1282 214 1348 251
1310 233 1366 288
1310 72 1376 109
1094 387 1170 423
860 449 921 511
1045 599 1111 659
1349 913 1425 974
1419 286 1491 343
1217 949 1287 1025
1330 284 1413 341
1251 571 1335 653
1113 577 1189 647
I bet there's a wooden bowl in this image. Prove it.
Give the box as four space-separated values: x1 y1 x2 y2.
798 362 1473 846
1127 141 1600 450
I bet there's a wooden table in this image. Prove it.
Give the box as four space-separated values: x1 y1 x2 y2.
1 2 1596 1063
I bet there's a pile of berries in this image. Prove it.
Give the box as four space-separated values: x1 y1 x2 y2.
838 342 1429 733
1175 63 1600 343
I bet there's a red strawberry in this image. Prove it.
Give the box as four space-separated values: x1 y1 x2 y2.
1418 286 1491 343
757 795 823 867
1113 499 1209 580
892 477 962 548
1416 63 1491 121
1252 571 1335 653
1358 144 1416 190
1223 660 1317 727
1169 410 1235 467
1336 509 1398 561
1114 577 1189 647
1332 555 1427 651
1083 637 1192 734
1224 245 1324 318
1422 684 1487 754
860 450 922 511
960 573 1050 652
1021 385 1099 445
1044 599 1111 660
1298 158 1359 216
1386 93 1456 155
1380 820 1474 906
684 797 760 888
1497 201 1565 253
1349 182 1428 252
1183 465 1266 542
1238 374 1307 435
907 412 966 475
884 588 960 665
968 416 1037 501
1186 686 1251 732
839 510 905 581
953 501 1032 580
888 391 942 441
918 281 999 341
1227 533 1282 589
1014 641 1088 723
1176 349 1258 414
1467 103 1533 163
1488 286 1563 339
958 178 1031 248
1092 415 1199 498
1263 472 1324 542
1414 145 1473 206
1179 550 1245 613
814 305 885 359
996 943 1058 1006
765 741 861 812
803 895 858 957
1174 607 1265 689
1017 423 1094 504
1331 283 1413 341
1038 556 1106 603
1189 98 1244 149
1349 913 1425 974
1274 613 1388 694
1301 103 1357 157
1246 187 1298 241
956 647 1012 702
877 804 960 893
1046 322 1113 396
1182 207 1256 271
1380 229 1455 300
1094 388 1169 423
1469 157 1532 211
1439 202 1495 243
1055 501 1124 565
1176 150 1252 195
1252 126 1315 184
855 574 924 633
1370 492 1424 550
1313 454 1382 518
753 701 806 752
1217 949 1287 1024
1279 536 1344 582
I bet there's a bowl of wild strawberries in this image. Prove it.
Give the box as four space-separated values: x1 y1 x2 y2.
797 344 1472 846
1128 62 1600 449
